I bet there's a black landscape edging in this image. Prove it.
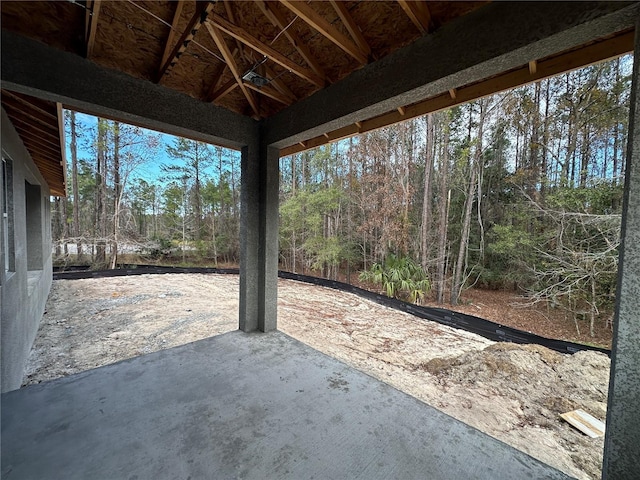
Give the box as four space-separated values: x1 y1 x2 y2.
53 265 611 357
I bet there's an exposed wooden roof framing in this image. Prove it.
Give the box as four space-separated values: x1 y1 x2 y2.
1 90 66 196
84 0 101 58
397 0 433 34
279 0 368 64
0 1 635 162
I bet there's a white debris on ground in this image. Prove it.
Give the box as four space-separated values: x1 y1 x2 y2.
24 274 610 480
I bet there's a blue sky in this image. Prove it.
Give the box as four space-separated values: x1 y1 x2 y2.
64 111 240 184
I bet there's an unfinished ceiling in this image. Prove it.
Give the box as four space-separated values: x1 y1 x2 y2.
0 0 487 120
0 1 635 161
1 90 66 196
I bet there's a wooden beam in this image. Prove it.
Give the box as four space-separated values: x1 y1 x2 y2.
264 64 297 103
279 30 634 157
204 21 260 117
397 106 406 115
279 0 368 64
449 88 457 99
329 0 371 57
243 82 292 106
257 1 326 84
157 1 215 83
529 60 538 74
85 0 102 58
207 13 324 87
159 1 185 69
210 77 239 103
56 102 68 196
205 46 239 102
397 0 431 35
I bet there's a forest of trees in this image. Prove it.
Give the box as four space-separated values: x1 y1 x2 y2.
52 56 632 336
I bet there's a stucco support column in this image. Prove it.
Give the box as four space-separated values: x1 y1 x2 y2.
239 136 279 332
603 19 640 479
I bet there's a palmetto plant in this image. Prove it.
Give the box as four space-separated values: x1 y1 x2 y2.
360 254 431 304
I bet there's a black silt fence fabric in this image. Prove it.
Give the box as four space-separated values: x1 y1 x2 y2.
53 266 610 357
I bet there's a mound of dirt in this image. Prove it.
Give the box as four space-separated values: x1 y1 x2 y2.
421 343 610 479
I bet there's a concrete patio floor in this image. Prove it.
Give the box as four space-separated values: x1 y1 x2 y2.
2 330 572 480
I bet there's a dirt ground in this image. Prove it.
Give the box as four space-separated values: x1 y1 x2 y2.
24 274 610 480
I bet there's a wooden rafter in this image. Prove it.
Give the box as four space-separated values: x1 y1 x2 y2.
329 0 371 58
263 64 297 103
210 78 238 103
56 102 68 195
279 0 368 64
279 30 634 157
2 90 57 120
243 82 292 106
85 0 102 58
205 46 241 103
204 21 260 116
397 0 432 35
159 1 185 70
12 124 61 147
207 13 324 87
1 101 58 133
157 1 215 83
256 1 326 83
223 1 250 63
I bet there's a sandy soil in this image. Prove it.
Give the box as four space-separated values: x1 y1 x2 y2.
24 274 610 480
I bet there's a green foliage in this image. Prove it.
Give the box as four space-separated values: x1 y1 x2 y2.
359 255 431 304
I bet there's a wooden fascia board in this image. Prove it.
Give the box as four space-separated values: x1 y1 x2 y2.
279 30 634 157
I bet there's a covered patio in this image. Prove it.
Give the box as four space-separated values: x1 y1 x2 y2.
1 2 639 478
2 330 570 479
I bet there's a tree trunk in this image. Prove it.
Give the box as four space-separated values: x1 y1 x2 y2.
69 111 82 260
110 122 120 269
451 101 485 305
435 114 450 304
421 114 434 271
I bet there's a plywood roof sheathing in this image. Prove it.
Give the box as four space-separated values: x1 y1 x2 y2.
279 0 368 65
257 1 326 84
205 21 260 117
157 1 215 83
207 13 324 88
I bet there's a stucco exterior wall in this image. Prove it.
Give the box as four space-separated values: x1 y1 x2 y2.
1 107 53 392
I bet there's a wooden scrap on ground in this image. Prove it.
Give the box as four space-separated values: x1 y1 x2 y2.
560 409 605 438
